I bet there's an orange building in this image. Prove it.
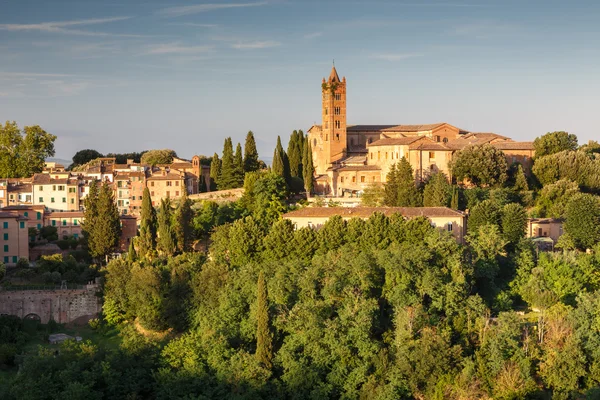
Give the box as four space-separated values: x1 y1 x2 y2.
0 211 29 265
308 66 535 196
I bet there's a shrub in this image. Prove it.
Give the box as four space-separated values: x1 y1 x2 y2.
16 258 29 268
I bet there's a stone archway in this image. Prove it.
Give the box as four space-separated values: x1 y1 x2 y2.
24 313 41 322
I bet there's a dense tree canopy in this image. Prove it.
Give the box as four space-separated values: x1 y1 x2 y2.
533 131 578 157
140 149 177 166
450 144 508 187
71 149 103 168
532 150 600 189
0 121 56 178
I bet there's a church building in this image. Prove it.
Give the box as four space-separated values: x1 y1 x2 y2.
307 66 535 196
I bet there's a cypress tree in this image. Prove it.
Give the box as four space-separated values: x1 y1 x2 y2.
219 137 236 189
302 138 314 195
82 179 99 255
423 172 452 207
234 142 244 187
128 239 137 262
157 198 175 256
89 182 121 260
274 136 291 182
209 153 221 191
244 131 260 173
287 130 301 178
174 190 193 252
396 157 422 207
384 164 399 206
138 187 157 258
272 144 285 178
199 175 207 193
514 164 529 191
255 271 273 370
451 186 459 210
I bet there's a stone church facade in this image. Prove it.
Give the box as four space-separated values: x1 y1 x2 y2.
308 66 535 196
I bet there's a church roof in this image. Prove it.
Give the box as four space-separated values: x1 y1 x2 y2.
329 65 341 82
381 123 447 132
368 137 422 147
491 141 535 150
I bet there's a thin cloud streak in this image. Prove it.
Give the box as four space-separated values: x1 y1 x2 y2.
304 32 322 39
370 53 423 61
0 16 146 37
143 43 214 55
231 40 280 49
157 2 268 17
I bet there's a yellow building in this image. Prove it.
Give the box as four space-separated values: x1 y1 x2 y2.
308 66 535 196
283 206 467 244
0 211 29 265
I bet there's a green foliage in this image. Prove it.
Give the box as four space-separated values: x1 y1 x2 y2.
39 225 58 241
450 144 508 187
501 203 527 245
534 131 578 157
468 199 501 234
423 172 452 207
564 193 600 250
513 164 529 191
532 150 600 189
255 271 273 370
361 184 385 206
173 191 193 253
71 149 103 169
83 181 121 260
536 179 580 218
157 198 175 256
451 186 459 210
0 121 56 178
244 131 260 173
209 152 221 190
140 149 177 166
218 137 238 190
137 187 157 259
384 158 422 206
302 137 314 194
234 142 245 187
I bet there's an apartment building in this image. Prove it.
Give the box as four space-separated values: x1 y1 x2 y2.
0 211 29 265
32 174 80 212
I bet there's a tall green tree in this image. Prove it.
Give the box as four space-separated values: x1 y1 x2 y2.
564 193 600 250
255 271 273 370
272 139 285 178
157 198 175 256
468 199 501 234
138 187 157 258
451 186 459 210
87 182 121 260
173 191 193 252
71 149 103 169
423 172 452 207
234 142 244 187
82 179 100 256
243 131 260 173
513 164 529 191
532 150 600 189
0 122 56 178
302 138 314 194
534 131 578 157
501 203 527 246
385 158 422 207
450 144 508 187
218 137 237 189
209 153 220 191
287 130 302 178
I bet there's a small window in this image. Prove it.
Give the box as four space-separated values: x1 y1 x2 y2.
52 220 56 226
73 233 79 239
151 191 155 196
24 212 28 217
360 176 365 183
151 181 155 187
62 198 66 203
12 256 17 263
70 198 74 204
443 137 448 143
429 152 435 159
39 186 43 191
336 133 340 141
176 191 180 196
37 212 41 220
176 181 179 186
313 139 317 147
39 197 43 203
3 245 8 252
3 233 8 240
63 220 67 226
447 223 453 232
370 153 373 159
3 256 7 263
2 222 8 229
52 185 56 191
37 224 41 229
51 198 55 203
352 176 356 183
340 177 344 183
73 219 78 226
19 221 25 229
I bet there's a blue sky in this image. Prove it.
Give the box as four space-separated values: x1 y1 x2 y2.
1 0 599 161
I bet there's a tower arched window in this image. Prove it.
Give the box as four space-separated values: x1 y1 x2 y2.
313 139 317 147
325 108 328 115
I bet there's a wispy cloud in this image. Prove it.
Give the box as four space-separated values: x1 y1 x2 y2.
143 43 214 55
304 32 322 39
170 22 219 28
0 16 143 37
231 40 280 49
157 2 268 17
370 53 422 61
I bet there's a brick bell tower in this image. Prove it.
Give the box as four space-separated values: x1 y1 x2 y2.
322 64 347 165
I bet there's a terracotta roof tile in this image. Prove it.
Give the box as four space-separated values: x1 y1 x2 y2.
368 137 422 147
492 141 535 150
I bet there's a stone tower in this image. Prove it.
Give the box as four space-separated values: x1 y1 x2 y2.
322 65 347 165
